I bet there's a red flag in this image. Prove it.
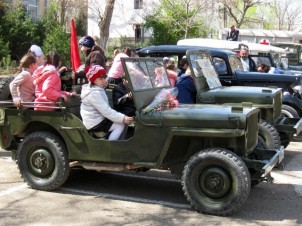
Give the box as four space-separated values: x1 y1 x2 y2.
70 18 81 72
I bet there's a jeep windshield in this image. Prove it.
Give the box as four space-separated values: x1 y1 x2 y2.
122 58 171 91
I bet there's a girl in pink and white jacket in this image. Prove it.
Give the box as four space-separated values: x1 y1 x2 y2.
9 54 37 109
33 51 76 111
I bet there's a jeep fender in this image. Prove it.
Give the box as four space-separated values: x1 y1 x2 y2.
282 93 302 116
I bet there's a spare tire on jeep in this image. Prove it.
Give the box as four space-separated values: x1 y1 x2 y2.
0 76 14 100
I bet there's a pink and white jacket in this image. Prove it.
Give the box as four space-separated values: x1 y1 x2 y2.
33 65 71 111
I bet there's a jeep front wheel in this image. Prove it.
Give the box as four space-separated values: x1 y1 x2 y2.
17 132 70 190
258 119 281 149
182 148 251 216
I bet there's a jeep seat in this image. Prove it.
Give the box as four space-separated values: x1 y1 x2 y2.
61 96 81 118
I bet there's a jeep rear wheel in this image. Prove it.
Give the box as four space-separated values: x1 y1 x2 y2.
17 132 70 190
258 120 281 149
182 148 251 216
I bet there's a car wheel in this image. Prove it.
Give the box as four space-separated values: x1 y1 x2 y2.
17 131 70 190
182 148 251 216
282 105 299 118
258 119 281 149
0 76 14 100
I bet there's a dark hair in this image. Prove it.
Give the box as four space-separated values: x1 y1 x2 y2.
123 47 132 57
179 57 188 68
46 51 61 68
257 63 270 73
18 54 36 72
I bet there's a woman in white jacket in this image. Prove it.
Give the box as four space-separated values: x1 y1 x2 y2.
80 65 134 140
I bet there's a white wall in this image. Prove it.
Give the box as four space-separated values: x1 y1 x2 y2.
88 0 157 40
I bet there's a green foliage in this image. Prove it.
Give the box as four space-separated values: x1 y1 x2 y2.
144 1 208 45
0 56 17 75
0 3 42 61
76 12 88 36
0 37 10 61
39 3 71 67
0 1 74 73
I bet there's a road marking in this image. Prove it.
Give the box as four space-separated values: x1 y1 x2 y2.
0 184 27 197
60 187 191 210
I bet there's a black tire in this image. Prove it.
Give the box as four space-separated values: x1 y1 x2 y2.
279 132 290 149
258 119 281 149
17 132 70 190
281 105 299 118
0 76 14 100
182 148 251 216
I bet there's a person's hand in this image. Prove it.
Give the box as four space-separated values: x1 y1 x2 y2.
13 99 21 107
58 66 68 74
70 91 78 97
123 116 134 125
60 94 68 102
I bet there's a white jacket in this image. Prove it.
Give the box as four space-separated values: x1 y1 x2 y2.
80 84 125 130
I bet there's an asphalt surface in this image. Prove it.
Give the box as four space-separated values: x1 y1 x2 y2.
0 142 302 226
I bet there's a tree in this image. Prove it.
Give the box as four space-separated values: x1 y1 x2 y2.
218 0 267 28
144 0 207 45
88 0 115 50
270 0 302 31
0 2 41 61
41 2 70 66
52 0 88 34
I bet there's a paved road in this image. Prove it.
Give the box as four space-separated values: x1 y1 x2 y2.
0 143 302 226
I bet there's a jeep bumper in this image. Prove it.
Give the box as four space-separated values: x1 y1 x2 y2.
275 117 302 139
242 146 285 179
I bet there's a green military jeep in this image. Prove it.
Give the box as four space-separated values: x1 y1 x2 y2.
0 55 284 216
186 49 302 148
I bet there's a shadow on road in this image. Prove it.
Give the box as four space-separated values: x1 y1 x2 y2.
56 168 302 223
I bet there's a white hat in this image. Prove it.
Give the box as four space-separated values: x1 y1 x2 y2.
29 45 43 57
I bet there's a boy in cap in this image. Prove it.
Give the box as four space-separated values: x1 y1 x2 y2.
80 65 134 140
74 35 106 83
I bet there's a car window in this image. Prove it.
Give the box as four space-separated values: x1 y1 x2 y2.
228 55 243 73
213 57 227 75
251 56 271 66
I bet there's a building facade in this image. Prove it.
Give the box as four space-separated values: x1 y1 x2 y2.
7 0 49 20
88 0 158 47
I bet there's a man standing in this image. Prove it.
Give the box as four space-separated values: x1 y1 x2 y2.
226 25 239 41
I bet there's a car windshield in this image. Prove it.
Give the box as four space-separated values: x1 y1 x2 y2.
270 52 283 69
228 55 243 73
124 58 171 91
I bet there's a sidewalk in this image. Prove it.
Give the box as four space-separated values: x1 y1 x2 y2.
272 142 302 196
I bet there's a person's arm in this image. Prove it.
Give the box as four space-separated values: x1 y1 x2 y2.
112 85 126 107
226 31 230 40
9 73 25 101
89 90 125 123
42 73 65 101
233 30 239 41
